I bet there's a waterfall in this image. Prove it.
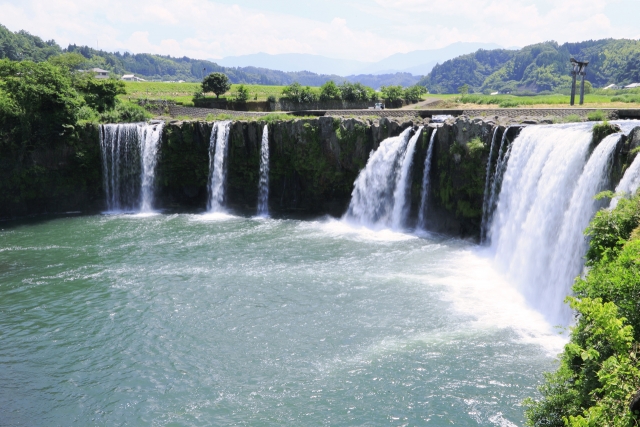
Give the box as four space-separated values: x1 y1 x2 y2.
391 126 424 229
100 122 163 213
257 125 270 217
545 133 622 322
344 128 414 229
417 127 438 229
481 127 513 242
207 121 232 213
479 127 500 241
139 123 164 213
487 123 617 325
610 149 640 209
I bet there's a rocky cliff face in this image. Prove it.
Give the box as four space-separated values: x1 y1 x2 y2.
0 124 103 220
4 116 637 241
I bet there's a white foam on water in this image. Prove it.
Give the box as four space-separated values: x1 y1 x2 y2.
306 218 417 243
192 212 237 222
434 248 567 355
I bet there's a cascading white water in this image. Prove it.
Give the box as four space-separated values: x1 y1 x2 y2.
207 121 232 212
139 123 164 213
391 126 424 229
481 127 513 242
417 127 438 229
257 125 270 217
100 122 163 212
488 123 615 325
344 128 413 229
610 149 640 209
479 127 500 241
544 133 622 321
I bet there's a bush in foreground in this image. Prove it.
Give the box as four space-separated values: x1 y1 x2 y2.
525 191 640 427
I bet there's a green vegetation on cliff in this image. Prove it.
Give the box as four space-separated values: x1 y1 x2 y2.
419 39 640 94
525 191 640 427
0 57 149 218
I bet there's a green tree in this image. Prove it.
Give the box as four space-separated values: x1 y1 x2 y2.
404 85 427 102
319 80 342 101
282 82 318 103
458 83 470 95
235 84 249 102
74 75 126 112
48 52 86 73
0 59 83 147
381 85 404 102
202 72 231 98
340 82 373 102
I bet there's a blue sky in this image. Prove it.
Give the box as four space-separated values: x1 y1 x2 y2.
1 0 639 62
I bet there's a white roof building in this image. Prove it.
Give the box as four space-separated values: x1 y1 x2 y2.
624 83 640 89
121 74 146 82
603 84 621 90
91 68 109 79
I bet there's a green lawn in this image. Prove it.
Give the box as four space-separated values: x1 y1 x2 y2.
120 81 300 106
119 81 640 109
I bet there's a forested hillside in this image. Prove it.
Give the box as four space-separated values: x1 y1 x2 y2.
419 39 640 94
0 24 416 87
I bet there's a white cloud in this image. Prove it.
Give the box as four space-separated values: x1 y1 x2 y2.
0 0 637 62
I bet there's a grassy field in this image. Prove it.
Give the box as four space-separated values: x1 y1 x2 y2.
421 90 640 109
120 81 640 109
120 81 294 106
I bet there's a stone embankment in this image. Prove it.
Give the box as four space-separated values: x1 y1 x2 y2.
167 105 640 121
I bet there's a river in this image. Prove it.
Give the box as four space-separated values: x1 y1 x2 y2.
0 213 562 426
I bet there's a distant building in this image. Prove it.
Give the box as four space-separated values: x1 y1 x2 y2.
624 83 640 89
121 74 146 82
603 84 621 90
91 68 109 79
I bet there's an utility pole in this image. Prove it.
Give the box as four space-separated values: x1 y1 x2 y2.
570 58 589 106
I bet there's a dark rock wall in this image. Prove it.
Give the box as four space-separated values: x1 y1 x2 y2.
0 124 103 220
4 116 636 240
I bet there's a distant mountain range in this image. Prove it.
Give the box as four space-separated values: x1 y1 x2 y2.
0 23 434 88
217 42 503 76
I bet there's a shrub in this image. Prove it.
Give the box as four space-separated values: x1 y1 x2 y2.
281 82 318 103
74 76 126 112
498 99 521 108
380 85 404 102
525 191 640 427
404 85 427 103
592 120 621 145
340 82 374 102
585 192 640 264
564 114 583 123
266 95 276 103
587 110 607 121
235 84 249 103
100 100 150 123
319 80 342 102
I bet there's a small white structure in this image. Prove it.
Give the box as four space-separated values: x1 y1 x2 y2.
625 83 640 89
121 74 146 82
91 68 109 79
603 84 621 90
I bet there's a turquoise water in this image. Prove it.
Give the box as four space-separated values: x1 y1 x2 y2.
0 214 562 426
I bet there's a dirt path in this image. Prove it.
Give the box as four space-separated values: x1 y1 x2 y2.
400 98 443 109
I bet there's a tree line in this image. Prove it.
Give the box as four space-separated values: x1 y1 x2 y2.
419 39 640 94
201 72 427 104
